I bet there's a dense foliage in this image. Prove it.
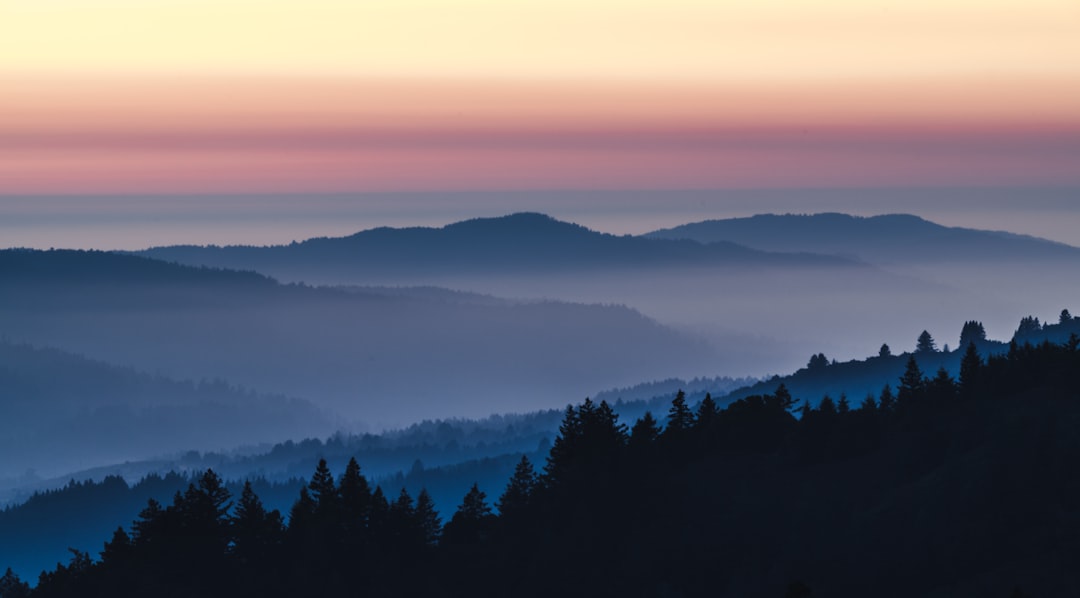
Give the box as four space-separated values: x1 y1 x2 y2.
5 334 1077 597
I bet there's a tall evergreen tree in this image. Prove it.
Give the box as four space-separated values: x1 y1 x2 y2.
338 456 372 532
307 458 338 516
629 411 661 448
497 456 538 519
443 484 494 545
0 568 30 598
898 356 926 404
664 390 695 436
413 489 442 546
837 393 850 414
878 384 896 413
916 330 937 353
959 342 982 398
696 393 720 428
928 367 957 402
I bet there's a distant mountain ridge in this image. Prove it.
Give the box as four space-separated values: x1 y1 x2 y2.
133 212 860 285
0 248 718 425
646 212 1080 264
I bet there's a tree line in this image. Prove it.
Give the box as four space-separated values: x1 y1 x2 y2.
4 333 1079 597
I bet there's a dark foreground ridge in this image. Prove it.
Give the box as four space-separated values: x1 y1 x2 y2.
7 334 1078 597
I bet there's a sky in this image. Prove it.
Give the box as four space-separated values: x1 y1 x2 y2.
2 0 1079 243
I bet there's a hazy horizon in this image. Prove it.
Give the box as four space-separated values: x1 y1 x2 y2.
2 186 1079 251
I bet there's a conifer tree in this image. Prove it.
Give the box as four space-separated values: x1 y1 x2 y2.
664 390 695 435
308 458 338 516
413 489 442 546
696 393 720 427
959 342 982 398
837 393 850 414
859 393 877 411
929 367 957 401
497 456 538 519
897 356 926 404
916 330 937 353
878 384 896 413
775 383 796 412
818 395 837 415
629 411 661 448
444 483 494 544
0 567 31 598
338 457 372 532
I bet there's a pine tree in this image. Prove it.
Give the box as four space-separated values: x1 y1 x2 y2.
544 404 581 487
696 393 720 428
929 367 957 402
878 384 896 413
0 567 31 598
879 343 892 358
837 393 850 414
916 330 937 353
959 342 982 398
664 390 695 436
1060 309 1073 324
859 393 877 412
898 356 926 404
231 481 283 561
629 412 661 448
308 458 338 516
959 321 987 348
818 395 837 415
338 457 372 532
444 483 494 544
497 456 538 519
775 383 796 412
413 489 442 546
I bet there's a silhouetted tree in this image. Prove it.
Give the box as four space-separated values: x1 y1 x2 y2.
443 484 494 545
959 321 987 348
629 412 661 448
696 393 720 428
959 342 982 398
497 456 537 520
544 405 582 487
878 384 895 413
413 489 442 546
231 481 283 563
818 395 837 416
916 330 937 353
837 393 850 414
807 353 829 371
928 367 957 402
898 356 926 405
859 393 877 411
338 456 372 533
775 383 796 412
1060 309 1073 324
879 343 892 358
0 568 30 598
1016 316 1042 338
664 390 695 436
307 458 338 517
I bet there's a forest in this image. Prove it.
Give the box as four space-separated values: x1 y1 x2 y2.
3 333 1078 598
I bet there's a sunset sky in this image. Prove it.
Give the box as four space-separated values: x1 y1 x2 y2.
3 0 1079 196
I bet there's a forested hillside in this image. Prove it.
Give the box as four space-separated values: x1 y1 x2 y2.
8 333 1079 597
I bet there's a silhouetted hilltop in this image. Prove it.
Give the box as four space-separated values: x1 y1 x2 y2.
134 212 859 284
646 212 1080 264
